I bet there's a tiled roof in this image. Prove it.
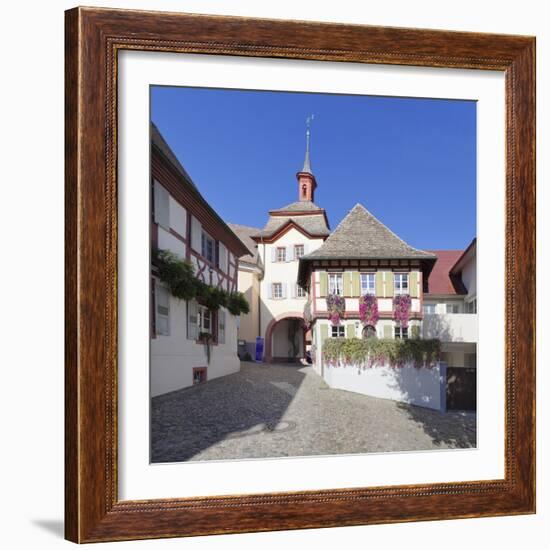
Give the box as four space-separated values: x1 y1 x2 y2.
301 204 436 260
254 213 330 239
269 201 323 213
227 224 261 265
424 250 468 295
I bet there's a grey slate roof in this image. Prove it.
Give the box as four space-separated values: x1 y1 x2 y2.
269 201 323 213
227 224 261 265
301 203 436 261
254 213 330 239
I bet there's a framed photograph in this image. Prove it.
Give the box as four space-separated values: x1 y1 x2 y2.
65 7 535 543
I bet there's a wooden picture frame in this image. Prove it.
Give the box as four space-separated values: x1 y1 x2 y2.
65 6 536 543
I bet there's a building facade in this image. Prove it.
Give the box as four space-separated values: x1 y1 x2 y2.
150 124 249 397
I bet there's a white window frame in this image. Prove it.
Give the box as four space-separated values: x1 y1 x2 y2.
294 244 305 259
197 305 212 334
394 272 409 295
446 303 460 314
394 325 408 339
360 272 376 295
296 284 306 298
328 273 343 296
272 282 283 299
201 231 215 263
423 303 436 314
276 247 286 262
331 325 345 338
466 298 477 314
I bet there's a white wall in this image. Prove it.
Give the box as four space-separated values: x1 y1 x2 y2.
4 2 547 550
323 362 446 411
423 313 478 342
151 293 240 396
259 227 325 327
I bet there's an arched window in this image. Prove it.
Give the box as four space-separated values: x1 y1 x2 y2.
302 184 307 198
362 325 377 339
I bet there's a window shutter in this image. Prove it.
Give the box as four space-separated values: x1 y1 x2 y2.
218 310 226 344
287 246 294 262
409 271 419 298
153 181 170 228
343 272 352 296
346 324 355 339
191 216 202 252
375 271 384 297
383 324 393 339
271 247 277 262
155 285 170 336
267 282 273 299
351 272 360 297
384 271 394 298
411 325 420 339
303 243 308 255
281 283 287 299
291 284 296 299
319 271 328 297
187 300 198 340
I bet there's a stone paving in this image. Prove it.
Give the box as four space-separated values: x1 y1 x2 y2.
151 362 476 463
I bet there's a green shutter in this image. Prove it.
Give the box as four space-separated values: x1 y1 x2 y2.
411 325 420 339
343 272 352 296
375 271 384 297
384 271 394 298
409 271 419 298
346 324 355 339
351 271 360 296
319 271 328 297
383 324 393 339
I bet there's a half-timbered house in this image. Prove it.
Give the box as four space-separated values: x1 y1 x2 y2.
150 124 249 396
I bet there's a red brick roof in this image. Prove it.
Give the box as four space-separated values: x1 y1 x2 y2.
425 250 467 295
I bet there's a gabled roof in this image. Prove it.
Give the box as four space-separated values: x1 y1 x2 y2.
424 250 468 296
301 204 436 261
227 224 262 266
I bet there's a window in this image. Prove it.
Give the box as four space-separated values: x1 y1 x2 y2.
295 285 306 298
466 298 477 314
331 325 345 338
272 282 283 299
276 247 286 262
201 231 215 263
395 325 408 339
197 305 212 333
446 303 460 314
155 284 170 336
153 181 170 229
360 273 375 295
394 273 409 295
294 244 305 259
423 303 436 314
328 273 343 295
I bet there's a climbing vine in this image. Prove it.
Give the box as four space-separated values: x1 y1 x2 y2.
155 249 250 315
393 294 412 328
323 337 441 369
326 293 346 325
359 294 379 326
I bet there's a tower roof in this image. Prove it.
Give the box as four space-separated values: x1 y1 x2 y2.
300 115 314 174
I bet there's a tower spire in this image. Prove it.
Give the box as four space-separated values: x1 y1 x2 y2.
302 115 314 174
297 115 317 202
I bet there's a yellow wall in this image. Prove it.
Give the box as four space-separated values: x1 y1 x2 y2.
237 268 260 343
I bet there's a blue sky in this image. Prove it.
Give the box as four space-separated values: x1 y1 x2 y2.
151 86 476 250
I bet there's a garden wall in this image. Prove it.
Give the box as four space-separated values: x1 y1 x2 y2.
322 361 447 411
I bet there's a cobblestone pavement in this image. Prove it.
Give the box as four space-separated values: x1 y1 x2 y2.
151 362 476 463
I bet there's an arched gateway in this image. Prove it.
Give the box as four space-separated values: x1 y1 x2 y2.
264 312 307 364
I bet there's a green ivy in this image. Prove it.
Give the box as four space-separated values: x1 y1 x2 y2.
323 337 441 369
155 249 250 315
